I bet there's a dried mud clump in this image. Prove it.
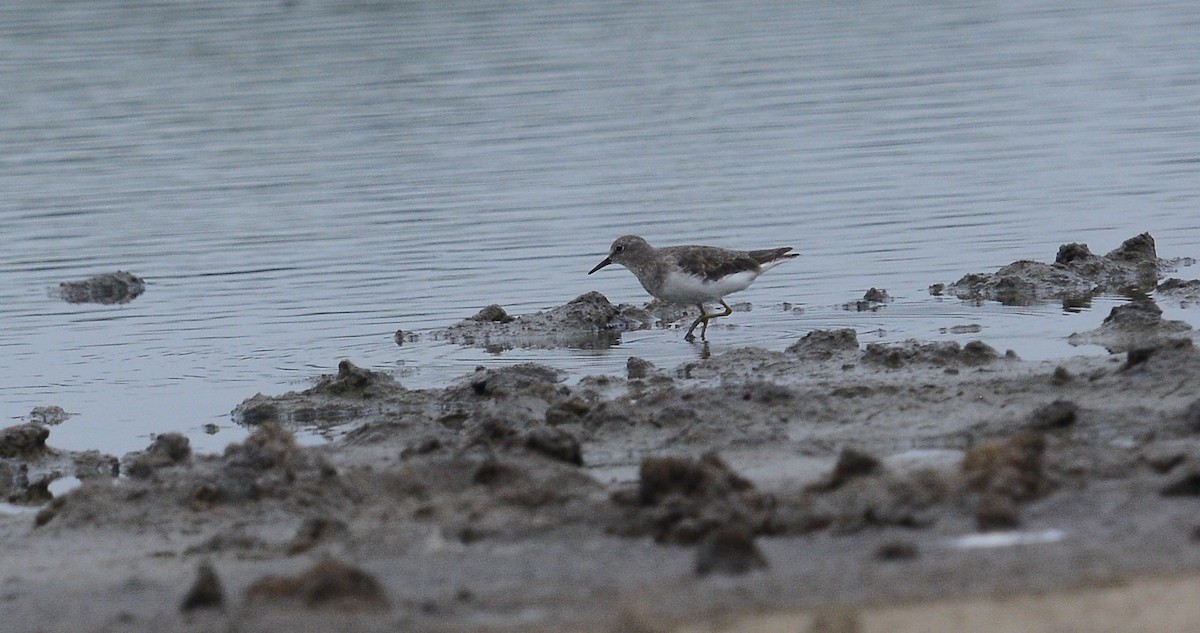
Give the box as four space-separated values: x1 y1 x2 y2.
544 395 592 426
947 233 1160 305
187 423 343 511
180 562 226 612
72 450 120 479
286 516 349 555
124 432 191 478
807 448 881 492
469 304 515 323
1027 400 1079 431
433 292 650 349
233 360 417 430
0 423 50 458
786 328 860 360
1183 398 1200 433
1160 466 1200 497
38 423 350 529
862 339 999 368
378 452 603 543
521 426 583 465
461 416 584 466
307 360 400 399
1157 278 1200 308
611 453 771 544
0 423 110 504
787 450 951 534
626 356 657 379
1068 298 1193 353
875 539 919 561
694 526 768 576
843 288 891 312
6 467 55 505
245 559 389 611
27 406 72 426
454 363 561 399
961 431 1048 529
56 271 146 304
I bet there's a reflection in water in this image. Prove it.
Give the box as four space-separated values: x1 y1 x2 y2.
1 1 1199 454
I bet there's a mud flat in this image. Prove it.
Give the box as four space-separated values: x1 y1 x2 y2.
55 271 146 305
5 234 1200 632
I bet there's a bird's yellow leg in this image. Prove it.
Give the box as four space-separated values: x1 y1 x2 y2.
686 300 733 341
685 303 708 342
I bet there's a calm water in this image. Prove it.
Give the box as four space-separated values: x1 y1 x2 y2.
3 0 1199 455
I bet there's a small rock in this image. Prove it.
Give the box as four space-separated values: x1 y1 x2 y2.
545 397 590 426
1184 399 1200 433
287 516 349 555
1055 242 1094 265
638 453 754 505
57 271 146 305
400 436 443 458
875 539 919 561
613 452 768 545
124 433 191 479
1028 400 1078 430
245 559 389 611
469 304 514 323
863 340 997 368
810 608 862 633
808 448 881 492
523 427 583 466
962 340 1000 364
695 527 768 576
975 493 1020 530
309 360 393 398
863 287 890 303
1124 347 1156 369
73 450 120 479
961 431 1046 501
626 356 656 379
1161 466 1200 497
180 562 225 612
1068 298 1192 353
1141 441 1194 473
28 406 72 426
787 329 860 359
843 288 891 311
1107 232 1156 262
0 424 50 459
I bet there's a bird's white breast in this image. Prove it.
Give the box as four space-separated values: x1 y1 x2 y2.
656 269 759 304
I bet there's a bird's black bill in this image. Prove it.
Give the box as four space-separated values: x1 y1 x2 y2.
588 257 612 275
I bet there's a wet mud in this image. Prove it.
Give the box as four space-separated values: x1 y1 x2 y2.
414 291 650 350
945 232 1162 305
8 239 1200 632
55 270 146 305
0 422 118 504
1068 297 1195 352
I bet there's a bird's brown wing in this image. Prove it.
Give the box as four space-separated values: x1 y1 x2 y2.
747 246 796 266
670 246 762 282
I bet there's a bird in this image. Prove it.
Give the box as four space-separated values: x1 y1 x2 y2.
588 235 798 341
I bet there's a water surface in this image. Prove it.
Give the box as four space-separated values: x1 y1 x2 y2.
2 1 1199 455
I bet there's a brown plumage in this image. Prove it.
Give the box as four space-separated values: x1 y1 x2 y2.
588 235 798 341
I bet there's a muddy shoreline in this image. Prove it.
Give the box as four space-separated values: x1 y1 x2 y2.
5 234 1200 632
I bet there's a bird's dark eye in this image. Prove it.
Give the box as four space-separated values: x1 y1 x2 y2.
614 245 624 253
